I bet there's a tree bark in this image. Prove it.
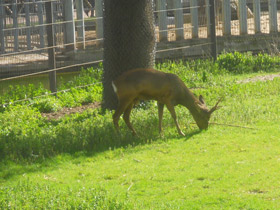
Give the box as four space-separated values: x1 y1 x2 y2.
102 0 156 110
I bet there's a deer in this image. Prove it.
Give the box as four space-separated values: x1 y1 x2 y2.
112 68 221 136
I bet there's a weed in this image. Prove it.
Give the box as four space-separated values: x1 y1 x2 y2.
0 52 280 161
1 54 280 209
0 179 130 209
32 97 62 113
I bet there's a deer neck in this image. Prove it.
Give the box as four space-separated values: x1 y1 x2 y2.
180 88 203 118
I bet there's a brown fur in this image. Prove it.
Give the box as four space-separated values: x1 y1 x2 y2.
112 68 221 136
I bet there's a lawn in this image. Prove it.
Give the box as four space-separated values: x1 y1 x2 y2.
1 52 280 209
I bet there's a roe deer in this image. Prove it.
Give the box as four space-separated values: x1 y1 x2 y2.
112 68 221 136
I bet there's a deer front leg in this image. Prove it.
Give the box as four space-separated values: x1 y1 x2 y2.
113 97 133 133
113 109 122 133
123 102 137 136
157 102 164 134
165 103 185 136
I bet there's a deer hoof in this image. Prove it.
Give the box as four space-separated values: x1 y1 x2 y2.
179 131 185 136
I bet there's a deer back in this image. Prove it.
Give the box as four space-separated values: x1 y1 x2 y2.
113 68 180 102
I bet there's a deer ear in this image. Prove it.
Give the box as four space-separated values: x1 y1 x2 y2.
195 101 205 112
199 95 206 104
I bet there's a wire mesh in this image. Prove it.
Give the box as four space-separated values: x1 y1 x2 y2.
0 0 279 104
0 0 102 78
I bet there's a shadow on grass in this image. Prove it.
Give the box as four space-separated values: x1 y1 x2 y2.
0 109 202 181
183 129 202 140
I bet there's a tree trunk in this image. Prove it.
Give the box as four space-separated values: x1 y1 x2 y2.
102 0 156 110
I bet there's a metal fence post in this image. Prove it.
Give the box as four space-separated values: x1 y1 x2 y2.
222 0 231 35
253 0 261 34
0 0 5 53
46 1 57 93
64 0 76 50
156 0 168 42
209 0 217 60
24 0 32 50
238 0 248 35
190 0 198 38
12 0 19 51
37 0 45 49
268 0 278 33
174 0 184 40
95 0 104 45
75 0 85 49
205 0 210 37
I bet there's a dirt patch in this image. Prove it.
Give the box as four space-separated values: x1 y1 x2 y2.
237 73 280 84
41 102 101 120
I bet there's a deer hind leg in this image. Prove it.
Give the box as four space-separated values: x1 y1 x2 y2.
123 102 137 135
165 103 185 136
157 102 164 134
113 97 133 133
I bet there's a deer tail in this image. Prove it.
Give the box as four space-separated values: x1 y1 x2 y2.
112 81 118 93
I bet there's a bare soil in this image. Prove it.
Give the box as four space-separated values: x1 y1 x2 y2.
237 73 280 84
41 102 101 120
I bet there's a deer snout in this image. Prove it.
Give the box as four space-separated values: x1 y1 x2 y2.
197 122 209 130
193 115 210 130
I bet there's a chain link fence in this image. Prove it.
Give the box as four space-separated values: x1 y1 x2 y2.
0 0 280 101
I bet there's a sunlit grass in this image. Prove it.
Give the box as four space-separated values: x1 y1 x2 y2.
1 124 280 209
1 53 280 209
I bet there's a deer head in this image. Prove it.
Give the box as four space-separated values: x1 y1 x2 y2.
193 96 222 130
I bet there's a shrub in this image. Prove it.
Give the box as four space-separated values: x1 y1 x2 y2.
0 106 44 160
254 53 279 71
0 67 103 112
217 51 254 73
217 52 280 73
59 66 103 90
32 97 62 113
57 91 79 107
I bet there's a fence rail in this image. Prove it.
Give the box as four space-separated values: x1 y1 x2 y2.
0 0 280 91
1 1 279 53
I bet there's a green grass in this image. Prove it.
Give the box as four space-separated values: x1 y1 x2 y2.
0 72 80 95
1 124 280 209
0 65 103 112
1 52 280 209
